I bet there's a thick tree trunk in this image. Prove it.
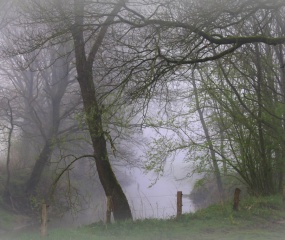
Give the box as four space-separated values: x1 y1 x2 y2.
71 0 132 221
95 154 132 220
25 97 61 197
76 71 132 220
25 47 68 199
25 141 52 196
233 188 241 211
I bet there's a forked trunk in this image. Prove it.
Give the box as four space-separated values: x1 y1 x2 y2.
71 0 132 221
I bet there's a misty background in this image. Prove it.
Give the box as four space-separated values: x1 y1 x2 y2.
0 0 284 233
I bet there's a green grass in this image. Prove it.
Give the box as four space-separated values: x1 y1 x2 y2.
2 195 285 240
0 208 16 231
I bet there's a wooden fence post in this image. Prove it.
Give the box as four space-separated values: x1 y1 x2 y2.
106 196 113 224
177 191 182 218
233 188 241 211
40 203 47 237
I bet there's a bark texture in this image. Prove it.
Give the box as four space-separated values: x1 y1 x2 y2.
71 0 132 221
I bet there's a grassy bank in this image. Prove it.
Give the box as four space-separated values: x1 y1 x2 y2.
2 195 285 240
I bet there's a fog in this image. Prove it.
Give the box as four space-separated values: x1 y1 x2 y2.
0 1 284 239
126 167 195 220
52 127 198 227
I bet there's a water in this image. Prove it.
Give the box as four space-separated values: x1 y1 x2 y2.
125 165 196 219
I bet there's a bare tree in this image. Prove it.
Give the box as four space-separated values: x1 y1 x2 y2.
5 0 133 220
0 96 16 208
0 42 85 209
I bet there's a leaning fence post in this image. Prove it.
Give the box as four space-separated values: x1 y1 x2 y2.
106 196 113 224
40 203 48 237
233 188 241 211
177 191 183 218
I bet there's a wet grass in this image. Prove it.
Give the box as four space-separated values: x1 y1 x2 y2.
2 195 285 240
0 208 15 231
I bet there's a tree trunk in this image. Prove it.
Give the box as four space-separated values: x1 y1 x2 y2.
3 104 14 207
79 74 132 220
25 141 52 197
25 98 61 197
192 75 225 200
71 0 132 221
275 45 285 191
254 44 273 195
76 70 132 220
233 188 241 211
95 155 132 220
25 46 69 199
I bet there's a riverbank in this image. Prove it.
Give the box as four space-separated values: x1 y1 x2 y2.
2 194 285 240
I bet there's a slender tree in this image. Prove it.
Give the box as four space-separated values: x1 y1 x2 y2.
192 74 224 200
0 97 16 207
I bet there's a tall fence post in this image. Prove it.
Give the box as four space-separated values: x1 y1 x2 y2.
40 203 47 237
177 191 182 218
106 196 113 224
